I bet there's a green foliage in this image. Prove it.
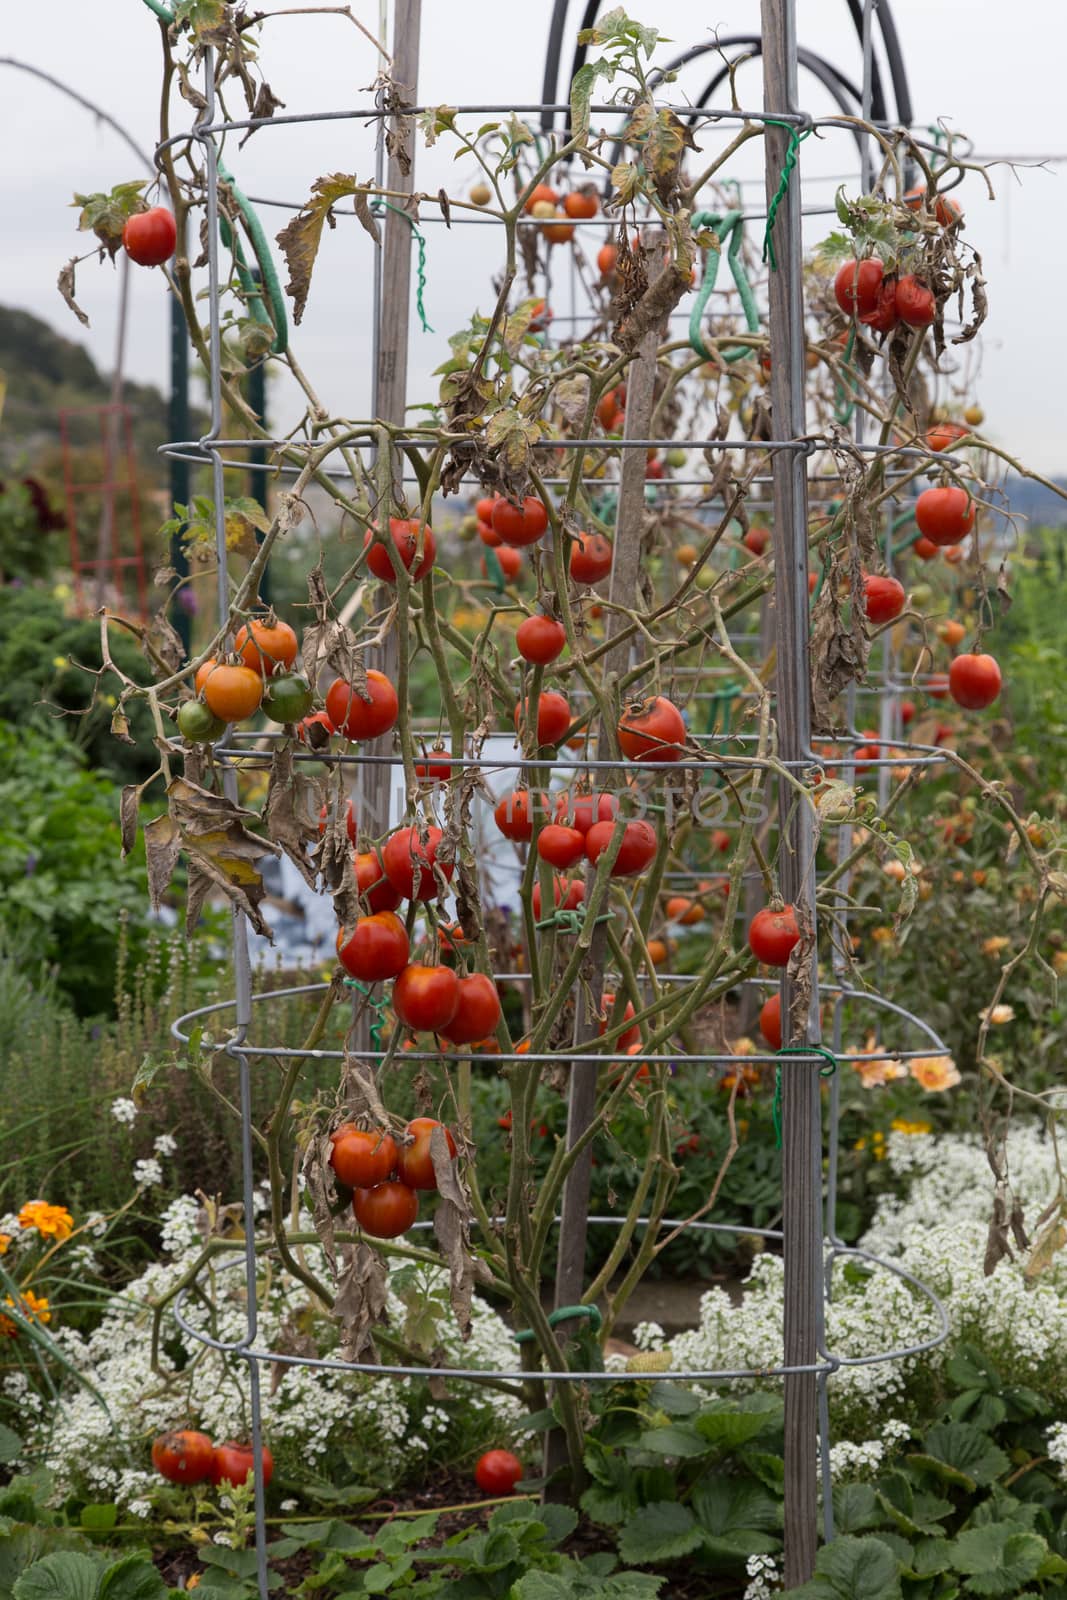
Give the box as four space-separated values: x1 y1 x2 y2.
0 587 157 784
0 483 64 584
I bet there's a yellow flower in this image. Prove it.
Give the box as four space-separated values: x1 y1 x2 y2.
52 583 72 601
0 1291 52 1337
0 1235 10 1256
909 1055 961 1092
979 1004 1015 1026
854 1131 887 1160
18 1202 74 1241
52 655 68 670
890 1118 933 1136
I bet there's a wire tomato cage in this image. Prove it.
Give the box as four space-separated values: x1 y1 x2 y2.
149 0 985 1588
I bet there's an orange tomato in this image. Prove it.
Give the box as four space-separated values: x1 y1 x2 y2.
200 662 264 723
234 617 298 677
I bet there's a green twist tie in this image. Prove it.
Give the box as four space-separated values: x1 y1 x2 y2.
689 210 761 363
343 977 391 1054
771 1044 837 1149
515 1304 603 1344
482 543 507 592
371 200 433 333
534 906 611 934
703 679 741 738
833 323 857 424
762 121 813 269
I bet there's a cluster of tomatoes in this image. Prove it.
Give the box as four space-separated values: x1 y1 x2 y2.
328 1118 457 1240
151 1428 274 1490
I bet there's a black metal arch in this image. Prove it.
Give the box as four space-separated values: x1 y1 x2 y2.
539 0 912 138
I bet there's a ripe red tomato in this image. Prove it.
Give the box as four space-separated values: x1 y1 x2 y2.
554 790 619 833
600 994 640 1050
895 275 935 328
949 652 1002 710
863 574 906 625
515 691 571 747
563 190 598 220
493 788 548 842
748 906 801 967
524 182 559 214
900 699 916 726
475 1449 523 1495
537 824 586 870
585 818 657 877
645 458 665 481
382 826 453 901
903 186 962 227
927 421 968 452
316 800 358 851
325 672 399 741
926 673 950 701
353 1180 419 1238
211 1441 274 1489
913 535 939 561
570 532 614 584
482 547 523 581
234 617 299 676
478 520 502 547
151 1429 215 1485
833 257 883 317
516 614 566 664
123 206 177 266
414 748 455 784
330 1125 399 1188
476 496 500 524
915 486 975 547
440 973 502 1045
617 695 686 762
354 850 402 912
336 911 410 982
532 876 584 917
743 526 770 556
759 992 783 1050
396 1117 458 1190
492 497 548 546
364 518 436 582
597 242 617 277
858 278 900 334
393 964 461 1032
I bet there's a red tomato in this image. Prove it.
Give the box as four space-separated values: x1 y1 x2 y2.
364 518 436 582
515 691 571 747
296 710 334 748
479 520 503 548
748 906 801 967
863 574 906 624
554 790 619 834
318 799 357 845
537 824 586 870
531 876 584 917
915 486 975 547
392 964 461 1032
903 185 962 226
600 993 640 1050
833 257 883 317
759 992 783 1050
570 532 614 584
476 496 500 524
516 614 566 664
354 850 403 912
492 497 548 547
440 973 502 1045
524 183 559 214
336 911 410 982
382 826 453 901
949 652 1002 710
895 275 936 327
563 190 598 219
858 278 900 334
475 1449 523 1494
617 695 686 762
482 547 523 581
151 1430 214 1485
330 1125 399 1188
913 535 940 561
211 1442 274 1489
123 206 177 266
926 673 950 701
645 458 665 481
353 1180 419 1238
493 789 548 842
325 672 399 741
743 526 770 557
596 388 621 428
414 748 455 784
396 1117 458 1191
585 818 657 877
712 829 731 853
900 699 916 726
597 242 617 277
927 422 968 452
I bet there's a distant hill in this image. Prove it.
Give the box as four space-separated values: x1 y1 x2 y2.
1002 473 1067 529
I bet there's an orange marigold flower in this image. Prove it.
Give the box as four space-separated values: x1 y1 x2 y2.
909 1055 961 1092
18 1202 74 1241
890 1117 933 1136
0 1291 52 1336
0 1234 11 1256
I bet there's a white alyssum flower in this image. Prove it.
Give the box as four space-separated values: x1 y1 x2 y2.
1046 1422 1067 1480
829 1438 886 1481
632 1321 666 1351
110 1098 138 1125
85 1212 108 1238
159 1195 201 1256
132 1158 164 1188
153 1134 178 1158
743 1553 781 1598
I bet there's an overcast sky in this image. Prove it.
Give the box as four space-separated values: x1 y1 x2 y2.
3 0 1066 474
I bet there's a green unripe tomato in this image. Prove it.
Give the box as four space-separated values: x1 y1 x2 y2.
666 448 687 469
262 673 314 724
910 583 933 608
458 516 479 542
693 568 715 591
178 699 226 744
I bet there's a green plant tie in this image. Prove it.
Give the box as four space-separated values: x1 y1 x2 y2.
482 544 506 592
833 323 857 425
703 679 741 738
688 210 761 364
771 1043 837 1149
534 906 611 934
217 159 289 355
342 978 390 1054
762 121 813 269
371 200 434 333
514 1303 603 1344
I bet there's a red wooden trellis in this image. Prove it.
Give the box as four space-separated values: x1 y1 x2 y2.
59 402 149 620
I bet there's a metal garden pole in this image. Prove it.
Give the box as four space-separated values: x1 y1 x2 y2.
760 0 821 1583
169 296 191 652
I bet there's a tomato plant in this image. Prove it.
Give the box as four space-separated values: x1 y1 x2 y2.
353 1180 419 1239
